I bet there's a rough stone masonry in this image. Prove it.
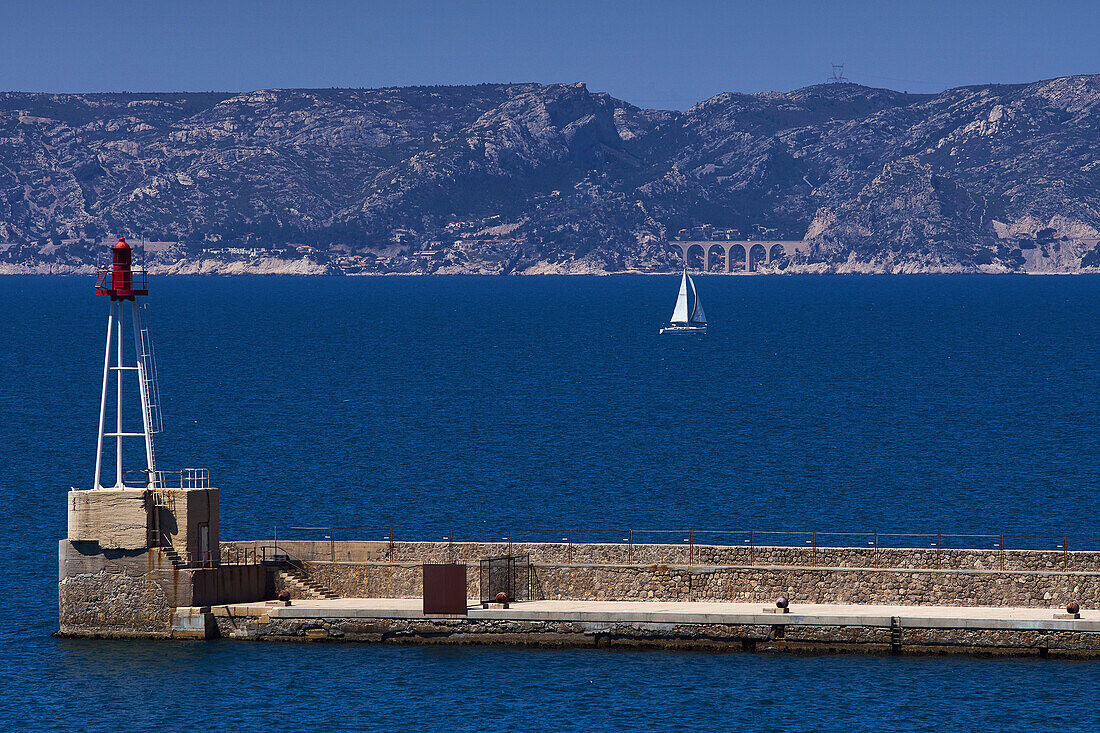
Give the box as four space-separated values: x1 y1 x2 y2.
228 539 1100 609
60 526 1100 656
59 486 266 639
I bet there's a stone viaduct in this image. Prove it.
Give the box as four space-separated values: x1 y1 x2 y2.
669 240 807 272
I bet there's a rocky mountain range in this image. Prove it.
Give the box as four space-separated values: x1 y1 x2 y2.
3 76 1100 274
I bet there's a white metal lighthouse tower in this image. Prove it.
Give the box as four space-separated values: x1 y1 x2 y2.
92 237 163 492
63 241 219 585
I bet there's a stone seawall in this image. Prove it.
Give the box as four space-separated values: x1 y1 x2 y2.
212 611 1100 659
59 540 267 638
225 540 1100 609
229 539 1097 573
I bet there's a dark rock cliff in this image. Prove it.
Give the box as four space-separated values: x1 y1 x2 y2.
3 77 1099 273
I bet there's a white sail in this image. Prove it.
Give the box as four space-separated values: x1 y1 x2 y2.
670 271 690 322
688 275 707 323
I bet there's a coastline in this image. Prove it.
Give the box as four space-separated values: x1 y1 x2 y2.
5 262 1100 277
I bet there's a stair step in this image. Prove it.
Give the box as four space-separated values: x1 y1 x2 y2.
276 567 338 600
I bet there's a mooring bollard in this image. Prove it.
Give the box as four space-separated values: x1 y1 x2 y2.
1058 601 1081 619
765 596 790 614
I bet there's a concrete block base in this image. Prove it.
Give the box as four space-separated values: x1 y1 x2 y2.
171 607 216 639
67 489 149 550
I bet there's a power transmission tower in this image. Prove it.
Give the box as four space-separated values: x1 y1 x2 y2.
830 64 848 83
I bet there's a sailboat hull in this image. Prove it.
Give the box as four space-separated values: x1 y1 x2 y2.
660 323 707 334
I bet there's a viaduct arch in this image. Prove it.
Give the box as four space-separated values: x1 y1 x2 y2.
668 240 806 272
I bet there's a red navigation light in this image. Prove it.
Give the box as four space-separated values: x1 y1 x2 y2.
95 236 149 299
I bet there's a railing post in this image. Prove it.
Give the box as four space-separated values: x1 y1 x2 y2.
874 532 879 567
629 529 634 563
449 528 454 564
936 533 941 569
330 527 335 564
1000 535 1005 571
389 527 394 560
689 530 694 567
1064 537 1069 570
568 529 573 564
508 529 513 556
811 531 817 567
749 530 755 566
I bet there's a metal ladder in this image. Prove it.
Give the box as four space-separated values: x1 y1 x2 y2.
137 304 166 506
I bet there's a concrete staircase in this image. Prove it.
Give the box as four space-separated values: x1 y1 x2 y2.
160 546 189 568
277 565 339 600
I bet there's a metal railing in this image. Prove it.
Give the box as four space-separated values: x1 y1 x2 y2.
94 267 148 293
153 467 210 489
217 544 266 566
121 467 210 489
256 526 1100 573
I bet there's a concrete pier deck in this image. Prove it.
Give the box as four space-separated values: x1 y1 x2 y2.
211 598 1100 656
220 598 1100 631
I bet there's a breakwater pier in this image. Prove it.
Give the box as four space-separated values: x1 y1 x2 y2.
60 528 1100 657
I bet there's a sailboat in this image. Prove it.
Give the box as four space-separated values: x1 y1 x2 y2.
659 269 708 334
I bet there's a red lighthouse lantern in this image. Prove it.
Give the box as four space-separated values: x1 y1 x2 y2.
112 237 133 295
95 237 148 299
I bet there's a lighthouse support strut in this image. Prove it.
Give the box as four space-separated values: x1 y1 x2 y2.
115 300 124 487
93 306 113 490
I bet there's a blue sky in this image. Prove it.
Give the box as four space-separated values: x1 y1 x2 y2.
2 0 1097 108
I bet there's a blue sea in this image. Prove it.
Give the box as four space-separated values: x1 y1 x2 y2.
3 274 1100 730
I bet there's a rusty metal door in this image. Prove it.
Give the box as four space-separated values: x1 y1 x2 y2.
422 563 467 615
